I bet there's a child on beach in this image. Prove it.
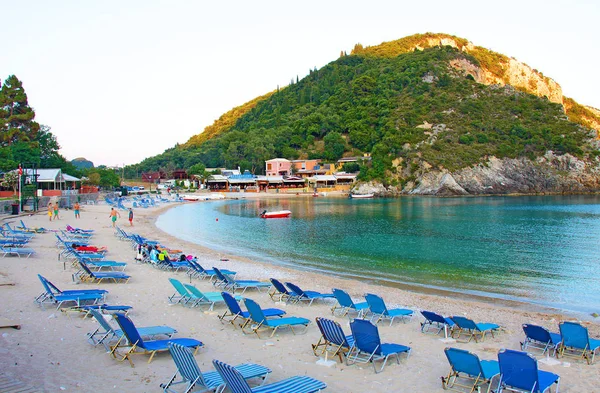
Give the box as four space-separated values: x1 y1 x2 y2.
128 208 133 226
109 207 120 227
47 203 53 221
53 202 59 220
74 202 80 219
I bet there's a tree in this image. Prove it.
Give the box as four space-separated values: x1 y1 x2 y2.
188 163 206 176
1 171 18 193
86 172 101 185
323 132 346 161
0 75 40 147
85 168 120 188
37 125 61 167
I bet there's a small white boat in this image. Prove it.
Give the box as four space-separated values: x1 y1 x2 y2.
260 210 292 218
350 193 374 199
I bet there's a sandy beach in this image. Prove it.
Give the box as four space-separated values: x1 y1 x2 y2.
0 198 598 392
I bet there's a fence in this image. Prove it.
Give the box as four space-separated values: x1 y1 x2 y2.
0 192 100 215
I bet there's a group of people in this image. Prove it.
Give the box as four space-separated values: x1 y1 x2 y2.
109 207 134 227
47 201 82 221
47 201 80 221
135 242 186 263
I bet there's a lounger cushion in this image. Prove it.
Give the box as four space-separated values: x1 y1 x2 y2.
252 376 326 393
480 360 500 379
266 317 310 327
387 308 413 317
142 338 202 351
537 370 560 393
476 323 499 331
380 343 410 356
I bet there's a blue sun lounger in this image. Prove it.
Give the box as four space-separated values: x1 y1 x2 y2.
183 284 242 310
244 298 310 338
18 220 46 233
213 267 271 295
213 359 326 393
331 288 369 318
420 310 455 337
36 274 106 309
63 303 132 318
161 343 272 393
312 317 355 362
88 309 177 351
450 316 500 343
558 321 600 364
75 260 131 283
442 347 499 393
284 282 334 306
188 260 236 281
496 349 560 393
218 292 285 329
364 293 413 325
0 245 35 258
521 324 562 357
347 318 411 373
268 278 293 302
168 278 194 305
112 313 203 367
77 255 127 271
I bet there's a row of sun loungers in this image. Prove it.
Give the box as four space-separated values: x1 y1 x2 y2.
0 222 37 257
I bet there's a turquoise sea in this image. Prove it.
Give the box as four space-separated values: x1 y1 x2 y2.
156 195 600 313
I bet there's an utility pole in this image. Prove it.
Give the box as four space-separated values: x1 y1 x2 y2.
18 164 22 214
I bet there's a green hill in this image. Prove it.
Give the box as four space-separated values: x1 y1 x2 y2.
126 33 600 192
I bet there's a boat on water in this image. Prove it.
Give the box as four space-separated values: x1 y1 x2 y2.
349 193 374 199
260 210 292 218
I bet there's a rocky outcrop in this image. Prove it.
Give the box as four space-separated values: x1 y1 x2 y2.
352 181 388 196
356 152 600 196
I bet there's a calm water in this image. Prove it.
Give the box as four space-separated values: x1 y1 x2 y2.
156 195 600 313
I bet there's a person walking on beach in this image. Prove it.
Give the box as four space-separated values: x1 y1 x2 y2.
128 208 134 226
47 203 53 221
109 207 120 228
74 202 81 219
53 202 60 220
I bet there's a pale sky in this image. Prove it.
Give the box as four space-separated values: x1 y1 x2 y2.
2 0 599 167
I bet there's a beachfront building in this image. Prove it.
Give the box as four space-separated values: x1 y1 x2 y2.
206 174 228 190
334 172 358 186
19 168 82 194
308 174 337 189
265 158 291 176
141 171 164 183
227 171 257 192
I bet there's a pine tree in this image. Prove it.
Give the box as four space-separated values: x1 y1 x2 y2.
0 75 40 147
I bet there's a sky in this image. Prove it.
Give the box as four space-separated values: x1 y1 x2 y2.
2 0 599 168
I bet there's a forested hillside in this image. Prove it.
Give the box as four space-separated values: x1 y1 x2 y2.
126 35 599 190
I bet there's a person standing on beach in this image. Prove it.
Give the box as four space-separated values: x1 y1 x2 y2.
109 207 120 227
74 202 81 219
128 208 134 226
53 202 60 220
47 203 53 221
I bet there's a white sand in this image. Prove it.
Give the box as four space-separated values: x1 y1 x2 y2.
0 199 598 392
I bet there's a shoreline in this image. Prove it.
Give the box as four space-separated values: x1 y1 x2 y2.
151 196 593 320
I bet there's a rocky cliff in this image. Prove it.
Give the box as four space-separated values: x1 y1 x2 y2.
357 152 600 197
